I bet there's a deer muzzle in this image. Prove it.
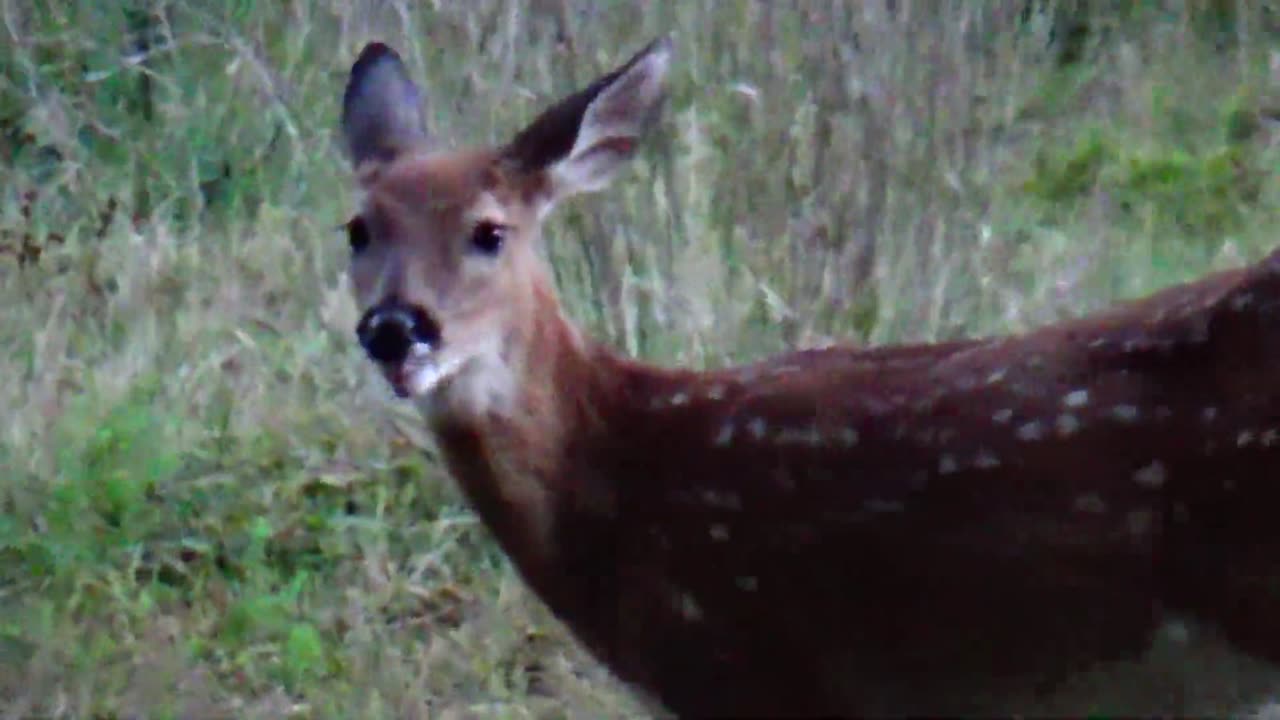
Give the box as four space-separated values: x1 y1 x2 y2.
356 301 454 398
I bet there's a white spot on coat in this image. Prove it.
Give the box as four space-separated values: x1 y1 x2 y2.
1133 461 1166 489
709 523 730 542
776 424 822 447
835 427 859 448
713 422 735 447
805 426 824 448
1073 493 1107 514
1111 405 1140 423
677 592 704 621
1056 413 1081 437
938 454 959 475
974 448 1001 469
1128 509 1154 537
1016 421 1044 442
1160 619 1191 645
1063 389 1090 408
701 490 743 511
993 408 1014 424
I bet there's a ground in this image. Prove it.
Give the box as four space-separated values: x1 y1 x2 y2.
1 1 1278 717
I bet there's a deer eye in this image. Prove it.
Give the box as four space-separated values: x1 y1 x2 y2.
470 221 506 256
347 216 371 254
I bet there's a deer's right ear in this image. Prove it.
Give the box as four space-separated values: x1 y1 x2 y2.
341 42 429 168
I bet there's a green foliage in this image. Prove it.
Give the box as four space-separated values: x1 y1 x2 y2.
1 382 178 588
1021 88 1271 241
0 0 1278 716
1117 145 1260 234
1023 126 1111 201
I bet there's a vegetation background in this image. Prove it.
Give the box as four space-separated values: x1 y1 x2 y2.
1 0 1278 717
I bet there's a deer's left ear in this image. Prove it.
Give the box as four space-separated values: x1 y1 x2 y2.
501 37 672 208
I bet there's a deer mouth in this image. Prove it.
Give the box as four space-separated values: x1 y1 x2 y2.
381 342 464 399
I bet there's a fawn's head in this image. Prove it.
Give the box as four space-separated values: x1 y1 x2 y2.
340 39 671 415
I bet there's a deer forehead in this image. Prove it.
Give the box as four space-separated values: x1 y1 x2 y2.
363 149 531 231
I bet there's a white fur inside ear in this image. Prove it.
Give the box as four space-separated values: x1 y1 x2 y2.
551 44 671 197
549 142 632 195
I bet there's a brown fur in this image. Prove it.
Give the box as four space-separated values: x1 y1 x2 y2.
341 41 1280 717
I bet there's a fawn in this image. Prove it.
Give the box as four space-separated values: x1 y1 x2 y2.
339 37 1280 716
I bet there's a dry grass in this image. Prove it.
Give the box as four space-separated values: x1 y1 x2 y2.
1 1 1279 717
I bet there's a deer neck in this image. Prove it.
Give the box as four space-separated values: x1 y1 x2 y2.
420 273 643 606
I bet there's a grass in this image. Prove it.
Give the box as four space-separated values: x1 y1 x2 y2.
1 1 1279 717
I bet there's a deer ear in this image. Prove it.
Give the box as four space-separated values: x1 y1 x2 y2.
502 37 671 207
342 42 429 167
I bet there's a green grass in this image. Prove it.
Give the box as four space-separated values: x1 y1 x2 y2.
1 1 1279 717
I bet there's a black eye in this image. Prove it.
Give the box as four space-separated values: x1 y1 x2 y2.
347 216 371 253
470 221 505 255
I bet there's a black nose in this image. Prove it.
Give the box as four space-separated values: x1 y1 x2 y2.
356 303 441 364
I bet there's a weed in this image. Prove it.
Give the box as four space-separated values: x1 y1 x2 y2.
1 1 1277 717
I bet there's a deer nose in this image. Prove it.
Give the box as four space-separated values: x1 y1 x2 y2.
356 303 442 364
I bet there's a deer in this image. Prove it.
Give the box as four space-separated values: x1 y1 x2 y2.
337 37 1280 717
